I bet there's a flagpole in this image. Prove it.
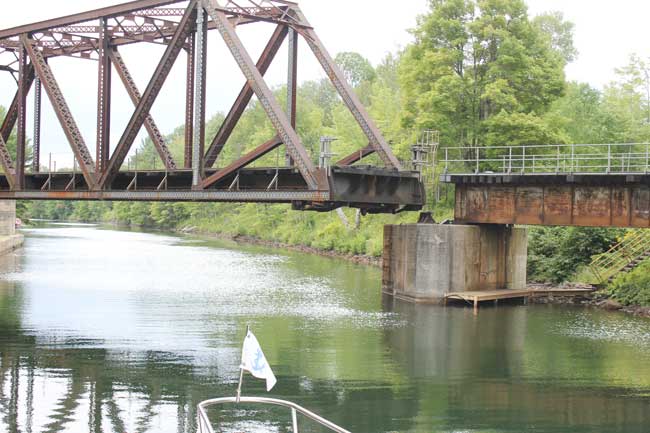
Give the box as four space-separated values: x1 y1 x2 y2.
236 325 250 403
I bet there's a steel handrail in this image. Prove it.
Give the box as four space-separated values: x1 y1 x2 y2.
441 143 650 175
197 396 352 433
589 230 650 283
592 231 650 266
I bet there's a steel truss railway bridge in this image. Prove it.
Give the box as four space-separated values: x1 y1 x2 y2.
0 0 424 213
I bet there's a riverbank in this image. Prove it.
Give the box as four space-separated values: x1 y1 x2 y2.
529 283 650 318
180 227 383 267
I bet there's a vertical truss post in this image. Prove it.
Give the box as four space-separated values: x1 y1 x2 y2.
202 0 319 190
23 36 97 189
184 33 195 169
15 42 28 189
96 18 112 174
296 18 402 170
192 5 207 186
99 2 196 189
286 27 297 167
32 77 41 172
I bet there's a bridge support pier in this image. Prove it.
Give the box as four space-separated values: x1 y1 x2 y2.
0 201 23 255
382 224 527 304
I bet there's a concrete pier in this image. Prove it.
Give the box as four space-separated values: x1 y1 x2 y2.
0 201 23 255
382 224 528 304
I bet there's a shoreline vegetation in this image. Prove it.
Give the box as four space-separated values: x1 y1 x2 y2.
179 226 383 267
7 0 650 311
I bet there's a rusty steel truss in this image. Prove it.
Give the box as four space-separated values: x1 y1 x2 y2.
0 0 424 213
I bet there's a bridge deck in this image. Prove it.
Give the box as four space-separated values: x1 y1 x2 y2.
0 166 425 213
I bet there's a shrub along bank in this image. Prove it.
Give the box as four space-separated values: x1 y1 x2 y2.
608 262 650 307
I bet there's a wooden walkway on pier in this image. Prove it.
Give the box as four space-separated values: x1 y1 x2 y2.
446 287 596 312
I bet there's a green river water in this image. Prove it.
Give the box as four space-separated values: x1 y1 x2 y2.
0 224 650 432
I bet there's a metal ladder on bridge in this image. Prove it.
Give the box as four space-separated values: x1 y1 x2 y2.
589 229 650 285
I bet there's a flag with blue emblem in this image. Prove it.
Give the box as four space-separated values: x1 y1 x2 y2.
240 329 277 391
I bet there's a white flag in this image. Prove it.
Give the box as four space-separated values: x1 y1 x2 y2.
240 330 277 391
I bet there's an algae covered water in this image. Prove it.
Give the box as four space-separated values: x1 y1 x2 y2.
0 224 649 432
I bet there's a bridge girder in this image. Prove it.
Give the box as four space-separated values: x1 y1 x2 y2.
447 174 650 228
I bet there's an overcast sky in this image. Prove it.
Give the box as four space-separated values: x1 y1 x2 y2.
0 0 648 159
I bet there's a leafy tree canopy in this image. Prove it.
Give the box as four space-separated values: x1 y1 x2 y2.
400 0 569 148
334 52 377 88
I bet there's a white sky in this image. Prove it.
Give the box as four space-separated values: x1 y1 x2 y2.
0 0 648 157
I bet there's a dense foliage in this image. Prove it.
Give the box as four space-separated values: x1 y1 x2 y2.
527 227 623 283
400 0 569 148
609 262 650 306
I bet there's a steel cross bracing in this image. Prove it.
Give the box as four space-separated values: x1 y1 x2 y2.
0 0 424 213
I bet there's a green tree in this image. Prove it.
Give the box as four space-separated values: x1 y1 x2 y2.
601 55 650 143
528 227 622 283
334 52 377 88
533 11 578 63
400 0 567 147
609 261 650 306
545 82 625 144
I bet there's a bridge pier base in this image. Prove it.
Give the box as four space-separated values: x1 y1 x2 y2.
382 224 527 304
0 201 23 256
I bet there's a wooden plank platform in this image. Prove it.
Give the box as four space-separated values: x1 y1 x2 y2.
445 290 532 312
445 287 596 312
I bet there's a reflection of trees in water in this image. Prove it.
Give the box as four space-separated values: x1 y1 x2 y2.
0 281 190 433
0 313 418 433
0 276 414 433
0 338 199 433
0 341 420 433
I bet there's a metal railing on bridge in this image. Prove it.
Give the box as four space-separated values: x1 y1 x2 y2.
441 143 650 175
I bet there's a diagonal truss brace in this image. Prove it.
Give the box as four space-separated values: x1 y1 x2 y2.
336 145 375 166
204 23 287 167
202 0 318 190
293 11 402 171
22 36 97 188
108 48 177 170
200 136 282 189
0 135 15 189
99 1 197 189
